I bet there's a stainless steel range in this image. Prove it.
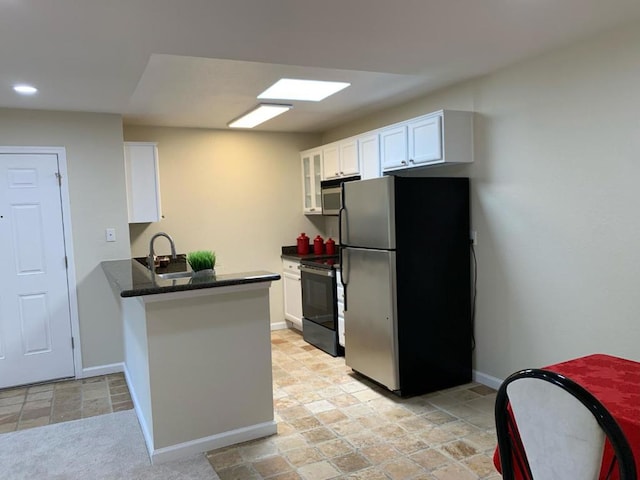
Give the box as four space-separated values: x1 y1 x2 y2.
300 256 343 357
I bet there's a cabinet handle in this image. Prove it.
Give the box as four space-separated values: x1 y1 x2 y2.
409 159 414 163
339 171 344 174
335 172 339 176
310 208 316 211
401 160 407 165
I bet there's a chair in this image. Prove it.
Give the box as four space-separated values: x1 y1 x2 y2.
495 368 637 480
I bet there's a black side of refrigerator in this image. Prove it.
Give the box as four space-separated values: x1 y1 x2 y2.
393 176 471 396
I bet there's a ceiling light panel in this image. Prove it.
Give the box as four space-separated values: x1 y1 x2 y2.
13 84 38 95
228 104 292 129
258 79 350 102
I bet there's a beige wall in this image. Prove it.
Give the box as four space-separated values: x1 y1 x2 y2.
0 109 131 370
5 18 638 383
321 20 640 381
123 126 323 324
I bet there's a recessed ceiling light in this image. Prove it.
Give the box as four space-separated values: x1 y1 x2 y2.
228 104 292 129
258 79 350 102
13 84 38 95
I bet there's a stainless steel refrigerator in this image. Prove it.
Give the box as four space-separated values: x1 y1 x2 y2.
340 176 471 396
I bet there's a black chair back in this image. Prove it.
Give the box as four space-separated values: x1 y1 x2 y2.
495 368 637 480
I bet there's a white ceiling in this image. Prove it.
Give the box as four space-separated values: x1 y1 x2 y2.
2 0 640 133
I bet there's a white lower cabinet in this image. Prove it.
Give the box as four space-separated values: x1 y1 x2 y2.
282 259 303 330
336 270 345 347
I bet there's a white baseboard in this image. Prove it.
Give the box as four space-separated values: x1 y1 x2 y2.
81 362 124 379
473 370 503 390
270 321 288 331
151 421 277 465
123 366 155 460
280 319 302 332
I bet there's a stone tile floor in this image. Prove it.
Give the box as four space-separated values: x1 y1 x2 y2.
0 373 133 433
206 328 501 479
0 329 501 479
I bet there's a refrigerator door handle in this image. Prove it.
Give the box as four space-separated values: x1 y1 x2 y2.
338 205 345 246
340 247 349 311
339 180 349 247
338 201 349 313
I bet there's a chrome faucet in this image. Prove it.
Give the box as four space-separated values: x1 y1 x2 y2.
147 232 177 274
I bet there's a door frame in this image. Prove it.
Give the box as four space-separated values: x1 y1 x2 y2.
0 145 82 380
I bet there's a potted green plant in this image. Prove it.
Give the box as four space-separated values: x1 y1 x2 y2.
187 250 216 278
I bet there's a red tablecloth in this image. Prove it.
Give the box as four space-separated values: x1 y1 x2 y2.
493 354 640 479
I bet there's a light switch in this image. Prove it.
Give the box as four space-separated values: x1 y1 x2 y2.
105 228 116 242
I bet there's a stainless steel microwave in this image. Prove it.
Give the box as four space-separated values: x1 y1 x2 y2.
320 176 360 215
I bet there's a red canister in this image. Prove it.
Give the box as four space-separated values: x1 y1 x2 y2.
313 235 325 255
297 233 310 255
325 237 336 255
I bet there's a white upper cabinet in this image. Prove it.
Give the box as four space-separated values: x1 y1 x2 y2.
299 109 474 208
301 148 323 215
408 114 442 165
381 110 473 172
124 142 162 223
322 143 339 179
380 125 408 171
339 138 359 177
322 137 360 180
358 133 380 180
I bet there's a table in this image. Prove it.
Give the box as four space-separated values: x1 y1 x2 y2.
493 354 640 479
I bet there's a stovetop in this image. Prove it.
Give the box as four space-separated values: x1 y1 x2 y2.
300 255 340 270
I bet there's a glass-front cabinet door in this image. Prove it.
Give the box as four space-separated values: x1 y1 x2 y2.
301 149 323 215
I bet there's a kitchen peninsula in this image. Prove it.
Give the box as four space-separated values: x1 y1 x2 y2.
101 258 280 464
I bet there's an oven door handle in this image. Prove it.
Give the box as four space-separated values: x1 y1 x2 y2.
299 265 335 277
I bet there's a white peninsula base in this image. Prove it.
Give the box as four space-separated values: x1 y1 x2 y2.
121 282 276 464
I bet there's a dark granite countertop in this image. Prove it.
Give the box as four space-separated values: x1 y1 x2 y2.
280 245 341 262
101 259 280 298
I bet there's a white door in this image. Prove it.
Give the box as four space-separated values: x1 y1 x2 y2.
0 153 75 388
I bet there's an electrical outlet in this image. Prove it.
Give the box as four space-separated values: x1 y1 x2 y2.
470 230 477 246
105 228 116 242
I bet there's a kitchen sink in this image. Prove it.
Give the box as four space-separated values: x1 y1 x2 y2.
133 254 192 279
155 271 193 280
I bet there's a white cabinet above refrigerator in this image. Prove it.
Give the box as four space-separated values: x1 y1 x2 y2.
381 110 474 173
